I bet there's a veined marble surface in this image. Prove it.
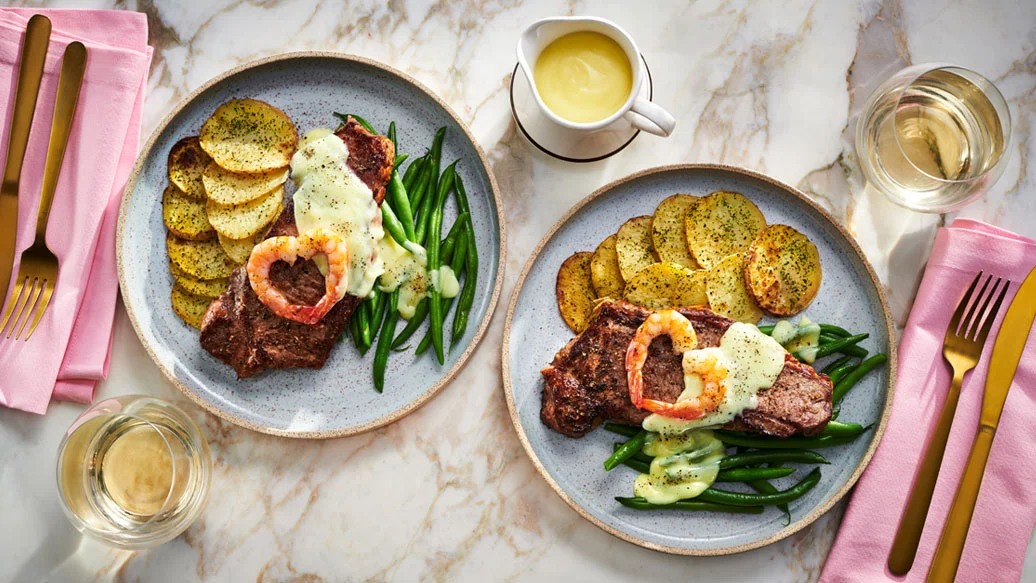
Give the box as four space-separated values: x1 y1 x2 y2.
2 0 1035 581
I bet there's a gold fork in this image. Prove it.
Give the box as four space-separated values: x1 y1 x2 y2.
887 271 1010 574
0 42 86 341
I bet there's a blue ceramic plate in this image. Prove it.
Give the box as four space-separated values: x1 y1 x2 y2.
502 165 895 554
118 53 504 438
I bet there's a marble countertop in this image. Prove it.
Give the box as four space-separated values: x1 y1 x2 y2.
2 0 1035 581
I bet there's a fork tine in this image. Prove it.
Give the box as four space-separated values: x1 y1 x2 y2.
0 277 26 335
12 279 42 340
948 271 983 339
965 276 1001 340
24 278 53 341
2 277 31 339
960 273 993 338
2 277 33 339
974 279 1010 344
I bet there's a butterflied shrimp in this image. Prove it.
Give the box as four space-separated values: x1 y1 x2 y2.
625 310 699 414
247 228 350 325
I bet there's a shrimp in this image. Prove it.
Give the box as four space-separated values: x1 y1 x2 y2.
624 309 725 420
246 228 350 325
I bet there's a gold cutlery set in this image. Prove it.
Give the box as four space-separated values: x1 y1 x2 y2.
0 14 86 341
889 267 1036 581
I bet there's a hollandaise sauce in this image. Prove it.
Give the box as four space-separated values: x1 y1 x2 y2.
634 430 725 504
293 129 385 298
533 31 633 123
643 323 787 435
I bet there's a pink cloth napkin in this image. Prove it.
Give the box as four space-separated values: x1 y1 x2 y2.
0 8 151 414
821 218 1036 583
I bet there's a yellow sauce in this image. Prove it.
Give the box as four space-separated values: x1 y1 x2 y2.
643 323 787 434
378 237 430 319
634 429 724 504
431 266 460 299
292 129 384 297
533 31 633 123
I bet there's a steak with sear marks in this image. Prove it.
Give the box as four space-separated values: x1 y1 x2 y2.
199 118 394 378
540 301 832 438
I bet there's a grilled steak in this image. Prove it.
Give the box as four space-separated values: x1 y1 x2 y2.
199 118 394 378
540 301 832 438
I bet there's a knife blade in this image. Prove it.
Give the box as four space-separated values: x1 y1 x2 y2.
0 15 51 310
928 264 1036 582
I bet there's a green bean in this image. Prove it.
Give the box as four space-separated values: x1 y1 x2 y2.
415 330 432 355
380 201 410 247
370 289 388 342
716 430 868 449
698 468 821 507
831 408 840 421
335 112 376 133
373 291 400 393
450 176 478 348
621 457 651 474
824 421 865 436
350 313 363 350
820 334 868 357
603 422 640 438
356 296 373 352
426 163 458 365
392 298 429 348
402 156 427 193
414 225 469 356
718 449 829 470
821 355 854 375
612 442 654 465
716 467 795 482
604 430 648 471
415 128 447 243
393 153 408 167
387 121 397 150
387 169 416 243
440 212 470 265
748 466 790 525
408 158 433 209
820 323 851 337
813 333 869 360
828 362 858 385
615 497 765 514
757 325 775 334
832 353 888 403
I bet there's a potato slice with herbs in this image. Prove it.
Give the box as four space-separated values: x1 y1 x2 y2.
170 262 229 298
590 234 625 299
624 262 708 310
745 224 822 316
556 252 598 333
200 99 298 173
685 191 766 270
202 161 289 205
205 185 284 240
171 284 214 329
168 136 211 200
706 253 763 324
163 184 215 241
218 231 261 264
167 233 239 280
652 194 699 269
615 216 658 281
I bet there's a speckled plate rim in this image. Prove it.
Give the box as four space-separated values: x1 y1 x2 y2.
117 51 506 440
501 163 897 555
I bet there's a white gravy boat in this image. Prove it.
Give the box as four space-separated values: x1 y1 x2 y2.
516 16 675 137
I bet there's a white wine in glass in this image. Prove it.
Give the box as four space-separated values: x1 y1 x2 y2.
856 65 1010 213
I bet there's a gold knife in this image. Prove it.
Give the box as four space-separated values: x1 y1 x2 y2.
0 15 51 310
928 264 1036 582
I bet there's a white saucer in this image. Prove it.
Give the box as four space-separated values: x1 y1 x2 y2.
509 56 653 163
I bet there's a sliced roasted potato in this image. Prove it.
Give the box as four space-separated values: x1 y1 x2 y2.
167 233 239 280
199 99 298 173
615 216 658 281
168 136 211 200
685 191 766 270
218 231 261 264
205 185 283 240
745 224 822 316
170 262 229 298
652 194 699 269
202 161 289 205
623 262 708 310
706 253 763 324
162 184 215 241
590 234 625 299
556 252 598 333
171 284 214 329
